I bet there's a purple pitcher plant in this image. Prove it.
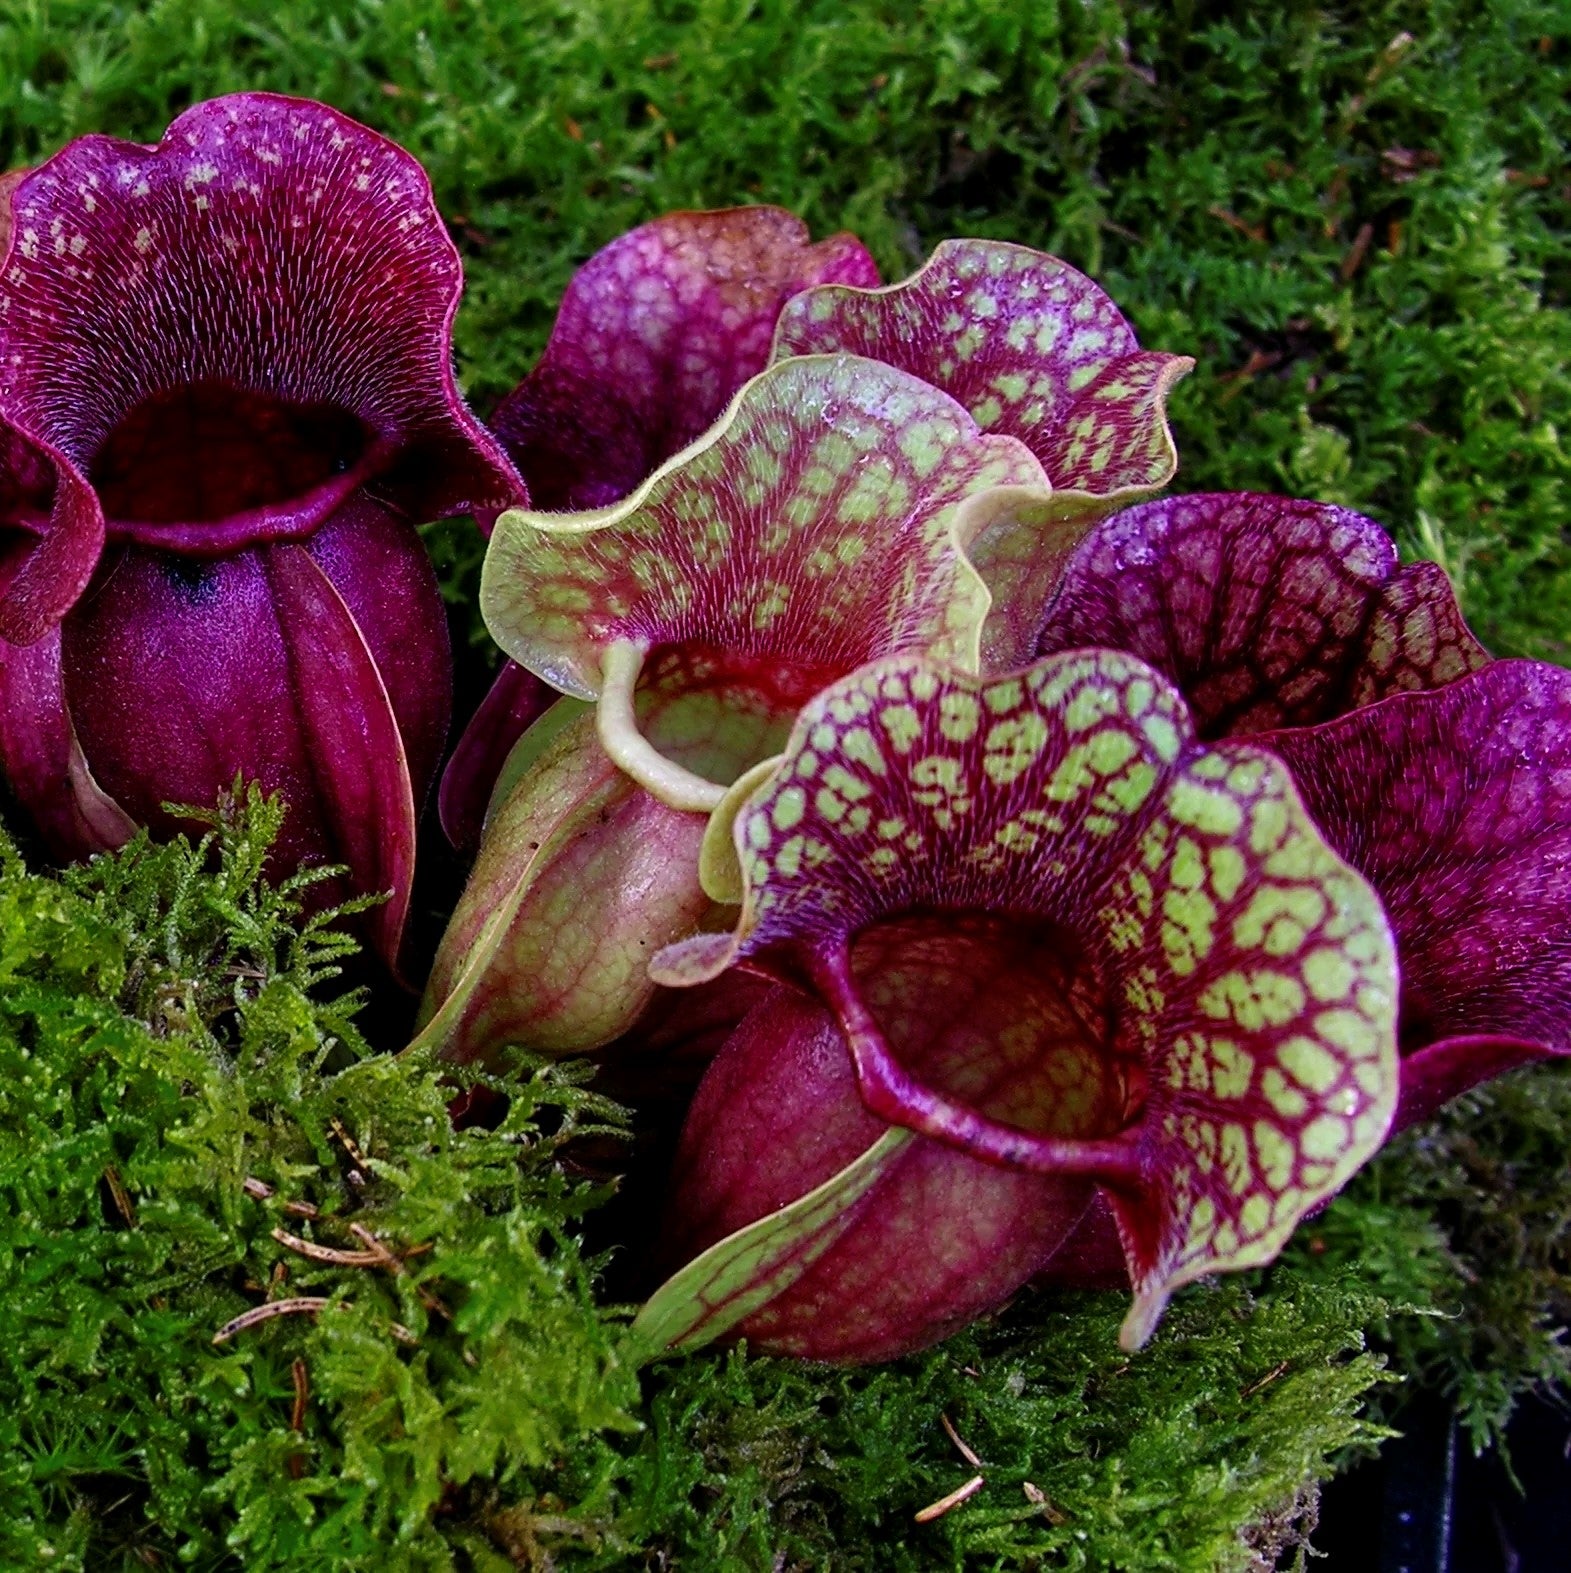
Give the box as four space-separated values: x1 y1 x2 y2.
435 206 881 850
0 94 521 968
639 648 1399 1357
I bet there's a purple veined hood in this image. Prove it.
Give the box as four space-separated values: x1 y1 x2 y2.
771 238 1194 665
1035 492 1490 733
1030 491 1571 1126
1258 658 1571 1128
490 204 880 513
0 92 519 576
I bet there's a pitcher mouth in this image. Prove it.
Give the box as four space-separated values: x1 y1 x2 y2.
802 909 1147 1185
89 381 395 554
845 909 1139 1143
597 638 853 813
0 438 58 582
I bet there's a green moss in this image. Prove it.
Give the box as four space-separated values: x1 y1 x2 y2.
1291 1064 1571 1453
0 794 635 1568
584 1278 1391 1572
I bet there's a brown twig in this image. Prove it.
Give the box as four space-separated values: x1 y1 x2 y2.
1339 221 1375 282
1322 166 1351 236
1218 347 1284 388
349 1223 450 1317
243 1176 319 1219
1240 1360 1292 1400
940 1413 983 1469
329 1118 369 1193
329 1118 368 1175
1023 1481 1070 1526
271 1228 386 1268
212 1297 331 1345
286 1357 312 1480
347 1222 403 1269
915 1475 985 1524
286 1358 311 1480
290 1359 310 1431
1208 206 1266 244
344 1227 433 1267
